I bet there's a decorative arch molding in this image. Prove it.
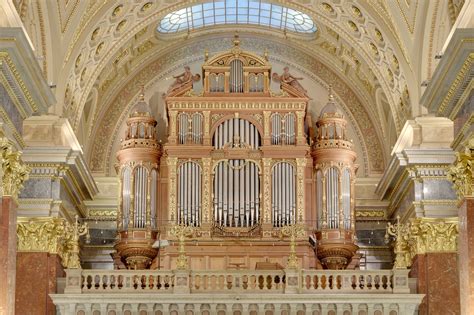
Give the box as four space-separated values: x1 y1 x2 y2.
87 38 384 177
46 0 413 141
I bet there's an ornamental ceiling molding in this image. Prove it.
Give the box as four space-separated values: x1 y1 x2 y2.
87 37 384 176
56 0 412 139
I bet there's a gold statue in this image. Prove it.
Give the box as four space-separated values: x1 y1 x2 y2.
272 66 307 96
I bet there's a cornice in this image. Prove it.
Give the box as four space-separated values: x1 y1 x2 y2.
421 30 474 115
0 28 55 114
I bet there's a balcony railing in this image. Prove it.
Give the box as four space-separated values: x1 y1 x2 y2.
64 268 410 294
52 268 423 315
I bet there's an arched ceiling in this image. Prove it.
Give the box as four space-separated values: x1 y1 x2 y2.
12 0 461 176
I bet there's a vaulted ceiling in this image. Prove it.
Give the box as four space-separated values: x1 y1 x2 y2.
13 0 461 177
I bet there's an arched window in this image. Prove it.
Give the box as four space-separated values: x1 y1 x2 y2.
158 1 317 34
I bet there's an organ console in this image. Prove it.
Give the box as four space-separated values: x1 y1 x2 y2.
115 36 358 270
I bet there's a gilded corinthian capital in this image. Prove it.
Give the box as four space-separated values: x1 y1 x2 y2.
448 136 474 198
17 217 66 254
408 217 458 259
0 137 30 199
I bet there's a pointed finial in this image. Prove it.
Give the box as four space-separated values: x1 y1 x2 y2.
328 85 334 102
139 86 145 102
264 48 269 61
233 32 240 47
204 49 209 61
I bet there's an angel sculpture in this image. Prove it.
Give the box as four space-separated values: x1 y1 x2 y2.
166 66 201 95
272 66 307 96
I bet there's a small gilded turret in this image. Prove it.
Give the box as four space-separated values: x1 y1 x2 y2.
311 88 358 269
115 91 162 269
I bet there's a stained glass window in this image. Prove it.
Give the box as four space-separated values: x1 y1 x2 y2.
158 0 316 34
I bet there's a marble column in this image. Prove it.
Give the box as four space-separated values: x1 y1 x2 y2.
15 253 64 315
459 197 474 314
409 253 460 315
0 138 30 315
0 196 17 315
448 137 474 314
405 217 460 315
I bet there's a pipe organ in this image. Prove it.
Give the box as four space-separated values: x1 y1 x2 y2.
311 91 358 269
115 94 162 269
115 36 359 271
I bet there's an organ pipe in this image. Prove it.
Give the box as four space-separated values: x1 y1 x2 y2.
178 161 202 227
272 162 296 227
213 160 260 227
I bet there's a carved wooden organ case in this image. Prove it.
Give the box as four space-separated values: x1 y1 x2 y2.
115 38 359 270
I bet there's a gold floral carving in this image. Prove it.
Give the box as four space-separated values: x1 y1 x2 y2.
448 136 474 198
296 158 306 222
17 216 89 269
202 157 211 223
167 157 178 221
281 223 305 269
262 158 272 224
17 217 66 254
408 217 458 258
0 137 30 199
170 224 194 270
386 216 459 269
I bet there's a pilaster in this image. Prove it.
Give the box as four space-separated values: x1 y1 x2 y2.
377 117 458 220
448 136 474 314
17 115 98 219
0 137 29 315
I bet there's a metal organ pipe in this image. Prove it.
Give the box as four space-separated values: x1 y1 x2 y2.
122 167 131 229
230 59 244 93
213 118 260 149
272 162 296 227
178 162 202 227
150 169 158 228
134 166 147 228
342 168 351 229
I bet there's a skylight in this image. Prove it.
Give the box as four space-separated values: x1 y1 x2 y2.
158 0 316 34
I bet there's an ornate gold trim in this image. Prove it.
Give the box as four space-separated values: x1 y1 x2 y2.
448 136 474 198
0 137 30 199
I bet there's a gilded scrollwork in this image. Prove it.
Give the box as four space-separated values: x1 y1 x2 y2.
280 223 305 269
17 216 90 269
386 216 459 268
202 157 211 223
448 136 474 198
262 158 272 224
296 158 306 222
0 137 30 199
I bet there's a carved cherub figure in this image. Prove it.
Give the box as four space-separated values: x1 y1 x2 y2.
166 66 201 95
272 66 307 96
